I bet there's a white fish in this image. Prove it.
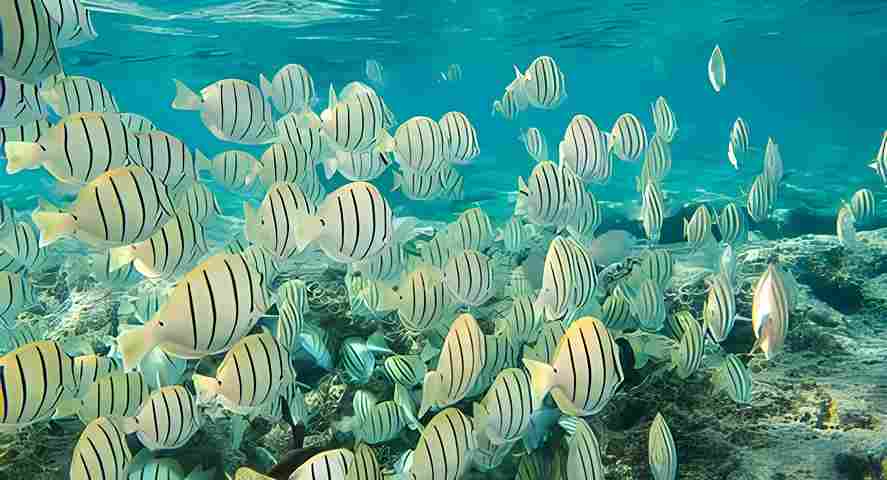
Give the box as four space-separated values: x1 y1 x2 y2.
670 311 703 379
648 413 678 480
610 113 647 163
211 150 261 191
520 127 548 162
32 166 175 248
40 76 118 117
0 341 78 428
5 113 139 185
535 236 579 321
418 313 486 417
439 111 479 165
515 161 577 227
291 448 353 480
684 204 715 251
651 96 678 143
468 334 520 398
747 174 776 223
366 59 385 87
641 181 665 243
600 288 635 330
403 408 476 480
122 384 202 451
172 78 276 145
278 279 309 314
703 272 736 342
135 130 209 191
496 216 532 253
629 278 666 332
849 188 876 225
567 186 602 240
392 168 444 201
339 336 377 385
90 251 141 286
70 354 118 398
176 182 221 224
436 163 465 201
510 56 567 109
310 85 390 153
718 202 748 246
728 117 749 170
708 45 726 93
474 368 539 445
638 134 672 191
440 64 463 82
837 206 858 249
639 248 674 291
0 221 48 271
43 0 98 48
524 316 624 416
870 130 887 184
244 181 318 261
492 89 521 120
55 371 147 423
276 113 327 160
117 251 271 368
117 113 154 134
274 300 303 353
380 265 454 334
447 207 494 252
387 116 449 174
0 1 62 84
0 75 47 127
69 417 131 480
523 321 566 365
763 136 784 184
343 399 411 444
559 114 611 184
260 64 315 114
351 241 407 284
712 354 753 404
336 82 396 128
442 249 496 306
323 149 391 182
419 230 452 269
257 141 315 188
107 212 208 280
383 355 426 388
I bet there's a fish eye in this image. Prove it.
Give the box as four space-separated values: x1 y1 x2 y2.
158 321 165 327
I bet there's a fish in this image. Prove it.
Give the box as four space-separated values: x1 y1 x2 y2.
291 448 354 480
703 272 736 342
117 251 271 368
751 262 790 359
383 355 427 388
559 114 611 184
727 117 749 170
0 119 52 145
684 204 715 251
496 216 531 253
442 249 496 306
90 251 141 286
419 230 452 269
708 45 726 92
436 163 466 201
641 181 665 243
763 137 784 184
720 244 737 285
274 300 303 353
107 211 207 280
439 111 479 165
244 181 319 261
5 113 139 185
848 188 876 225
350 241 407 284
298 321 333 370
340 336 377 385
746 174 776 222
628 278 666 332
40 76 118 117
122 385 202 450
712 353 753 404
134 130 210 192
392 168 444 201
837 206 858 249
670 311 704 379
278 279 309 314
610 113 647 163
510 56 567 109
648 413 678 480
601 288 636 330
31 166 175 248
870 130 887 184
211 150 262 192
497 295 543 344
55 371 147 423
718 202 748 246
0 249 25 275
401 408 476 480
0 271 37 328
323 150 391 182
474 368 539 445
307 86 390 154
296 169 326 205
418 313 486 417
468 333 521 398
257 141 316 188
379 265 454 334
651 96 678 143
342 399 411 444
535 236 584 321
126 459 213 480
563 237 598 312
192 332 294 414
639 248 674 290
0 1 63 84
515 161 577 227
176 182 221 224
260 64 316 114
520 127 548 162
348 443 383 480
366 59 385 87
117 113 155 134
523 316 624 416
564 417 605 480
440 64 463 82
567 187 602 241
385 116 449 174
516 451 549 479
69 417 131 480
0 340 78 428
171 78 277 145
335 82 396 128
276 113 327 160
0 75 47 127
473 429 518 472
492 89 521 120
43 0 99 48
638 134 672 191
0 221 48 271
447 207 495 252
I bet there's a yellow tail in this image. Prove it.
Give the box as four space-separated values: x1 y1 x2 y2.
171 79 202 110
5 142 45 174
522 358 556 407
31 211 76 247
117 325 158 371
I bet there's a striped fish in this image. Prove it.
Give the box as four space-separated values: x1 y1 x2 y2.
439 111 479 165
629 278 666 332
292 182 394 263
176 182 221 224
849 188 876 225
420 230 452 269
0 119 52 145
442 249 495 307
713 354 753 404
703 272 736 342
0 0 62 84
172 78 277 145
515 161 576 227
684 204 714 251
348 443 382 480
436 163 465 201
651 96 677 143
135 130 209 191
521 127 548 162
123 385 201 450
447 207 494 252
117 251 271 368
524 321 566 365
276 114 326 161
0 271 37 328
349 400 410 444
0 340 78 428
43 0 98 48
469 334 520 397
257 141 315 188
727 117 749 170
70 417 131 480
610 113 647 163
524 316 624 416
440 64 463 82
392 168 443 201
389 116 449 174
516 451 549 480
559 114 611 184
492 89 520 120
41 76 118 117
336 81 396 128
763 137 784 184
535 236 578 321
418 313 486 417
871 130 887 184
567 187 602 241
0 75 46 127
292 449 353 480
298 169 326 205
511 56 567 109
498 295 542 344
708 45 726 92
351 241 407 284
0 221 48 271
638 134 672 191
275 301 303 353
474 368 539 445
648 413 678 480
837 206 858 249
118 113 154 134
278 279 309 314
564 237 597 311
565 417 605 480
244 181 318 261
5 113 138 185
720 244 737 285
641 181 665 243
56 371 147 423
747 174 776 222
718 202 748 245
299 321 333 370
240 244 279 289
108 211 208 280
324 149 391 182
211 150 261 192
192 332 294 413
640 248 674 290
260 64 315 114
496 216 530 253
315 87 389 154
670 311 703 379
601 287 636 330
751 262 790 359
406 408 476 480
72 354 121 397
383 265 453 334
340 336 376 385
383 355 426 388
32 166 175 248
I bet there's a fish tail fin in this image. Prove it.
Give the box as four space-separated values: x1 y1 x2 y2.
320 153 337 180
31 211 75 247
195 149 211 172
514 176 529 216
107 246 135 272
117 325 157 370
121 415 140 435
377 129 395 153
192 374 222 404
327 84 338 109
417 371 444 418
259 73 273 99
172 79 202 110
52 398 82 419
523 358 556 406
4 142 45 174
243 202 261 244
491 100 501 117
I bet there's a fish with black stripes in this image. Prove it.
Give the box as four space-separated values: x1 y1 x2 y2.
0 271 37 328
257 141 316 188
610 112 647 163
43 0 98 48
684 204 715 252
107 211 208 280
492 89 522 120
441 249 496 307
848 188 876 225
0 0 63 84
641 181 665 243
0 75 47 127
473 368 540 445
260 64 316 114
747 173 776 223
0 119 52 146
651 96 678 143
383 355 426 388
637 134 672 192
703 272 736 342
718 201 748 246
397 408 476 480
509 56 567 110
670 311 704 379
712 353 753 404
245 181 319 261
40 75 118 117
118 113 155 134
122 384 202 450
302 84 391 154
323 149 391 182
418 313 486 417
392 168 444 201
176 182 222 224
0 340 79 429
439 111 479 165
172 78 277 145
497 295 543 344
520 127 548 162
69 417 132 480
560 115 612 185
134 130 209 192
447 207 494 252
728 117 749 170
384 115 450 174
210 150 262 192
648 413 678 480
515 161 577 228
0 221 48 271
55 371 147 423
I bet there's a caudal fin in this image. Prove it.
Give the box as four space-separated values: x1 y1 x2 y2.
522 358 556 407
192 374 222 404
117 325 158 371
5 142 45 174
172 79 202 110
107 246 135 272
31 211 75 247
320 154 337 180
417 371 444 418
